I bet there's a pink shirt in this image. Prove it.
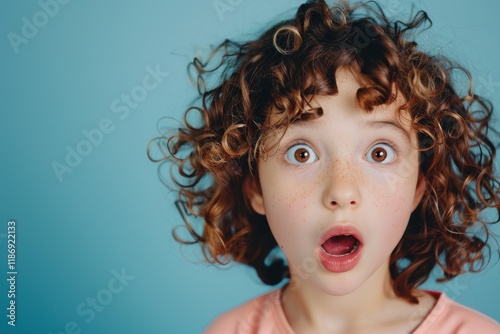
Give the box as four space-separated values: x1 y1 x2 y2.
205 289 500 333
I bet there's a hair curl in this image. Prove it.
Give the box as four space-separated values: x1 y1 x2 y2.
149 0 500 303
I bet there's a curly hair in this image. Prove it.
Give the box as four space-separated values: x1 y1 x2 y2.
149 0 500 303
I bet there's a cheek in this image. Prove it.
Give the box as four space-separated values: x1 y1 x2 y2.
366 193 413 261
376 191 412 213
368 173 418 227
262 168 315 215
261 181 316 250
374 195 415 249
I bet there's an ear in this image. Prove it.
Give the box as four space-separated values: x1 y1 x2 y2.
412 174 426 211
243 176 266 215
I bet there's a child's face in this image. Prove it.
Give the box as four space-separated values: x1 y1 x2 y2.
249 70 426 296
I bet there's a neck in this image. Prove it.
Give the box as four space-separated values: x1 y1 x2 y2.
282 260 399 331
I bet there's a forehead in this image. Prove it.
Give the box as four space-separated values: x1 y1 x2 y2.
311 92 412 128
269 68 411 123
293 69 412 128
289 94 414 144
263 69 417 150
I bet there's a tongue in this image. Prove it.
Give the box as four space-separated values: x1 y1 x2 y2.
322 235 357 255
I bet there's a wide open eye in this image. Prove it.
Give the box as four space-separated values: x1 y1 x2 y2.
285 144 318 165
366 143 396 163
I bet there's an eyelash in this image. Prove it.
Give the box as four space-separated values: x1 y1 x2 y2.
374 140 400 155
284 139 311 151
283 140 317 164
366 140 401 164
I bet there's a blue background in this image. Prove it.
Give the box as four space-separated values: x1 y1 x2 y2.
1 0 500 333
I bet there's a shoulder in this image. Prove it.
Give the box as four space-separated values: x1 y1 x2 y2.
204 288 292 334
415 290 500 333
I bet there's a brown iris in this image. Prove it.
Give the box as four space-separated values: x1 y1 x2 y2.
371 147 387 162
294 148 311 163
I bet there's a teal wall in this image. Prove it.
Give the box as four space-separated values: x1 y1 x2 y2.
1 0 499 333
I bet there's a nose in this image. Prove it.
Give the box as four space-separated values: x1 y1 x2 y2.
322 160 361 210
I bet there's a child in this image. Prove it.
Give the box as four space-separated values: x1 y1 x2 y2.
150 0 500 332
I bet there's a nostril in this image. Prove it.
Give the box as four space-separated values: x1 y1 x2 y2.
328 200 357 207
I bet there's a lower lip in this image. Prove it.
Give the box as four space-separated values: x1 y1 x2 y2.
318 244 363 273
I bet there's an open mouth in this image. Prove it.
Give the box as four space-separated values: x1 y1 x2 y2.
321 234 360 257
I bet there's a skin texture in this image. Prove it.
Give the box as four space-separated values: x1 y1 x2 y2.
248 70 434 333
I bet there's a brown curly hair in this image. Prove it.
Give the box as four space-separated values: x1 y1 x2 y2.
149 0 500 303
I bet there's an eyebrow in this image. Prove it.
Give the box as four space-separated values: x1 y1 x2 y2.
362 120 412 145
